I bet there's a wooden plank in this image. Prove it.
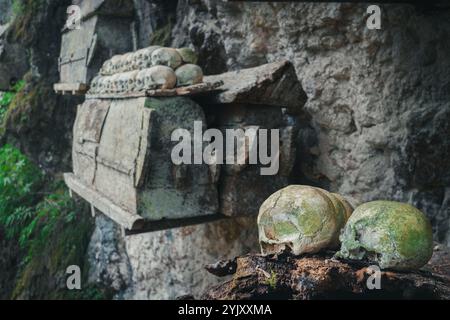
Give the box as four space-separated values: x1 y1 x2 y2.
203 250 450 300
54 83 89 95
125 214 224 236
85 81 223 100
64 173 145 231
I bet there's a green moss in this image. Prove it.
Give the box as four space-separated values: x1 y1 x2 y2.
149 21 173 47
0 145 109 299
0 75 54 138
11 183 99 300
0 80 26 125
264 270 277 290
9 0 45 44
0 144 43 234
338 201 433 270
297 203 323 237
273 221 297 237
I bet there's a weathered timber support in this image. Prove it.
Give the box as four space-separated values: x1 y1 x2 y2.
202 246 450 300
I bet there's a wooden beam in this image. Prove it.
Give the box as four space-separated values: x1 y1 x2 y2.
54 83 89 95
64 173 145 231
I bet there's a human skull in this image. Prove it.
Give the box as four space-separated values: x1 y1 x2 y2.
126 70 139 92
100 77 110 94
336 201 433 271
105 76 115 94
135 70 147 92
133 46 160 70
89 75 102 94
151 47 183 69
100 60 114 76
117 73 131 93
143 66 177 90
175 64 204 87
142 46 161 68
176 47 198 64
110 74 121 93
258 185 352 256
131 49 145 70
115 53 130 73
108 55 122 74
124 53 135 72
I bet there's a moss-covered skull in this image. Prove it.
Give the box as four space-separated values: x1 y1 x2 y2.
175 64 204 87
151 47 183 69
337 201 433 271
257 185 353 255
176 47 198 64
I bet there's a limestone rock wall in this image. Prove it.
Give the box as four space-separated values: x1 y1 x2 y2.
169 1 450 244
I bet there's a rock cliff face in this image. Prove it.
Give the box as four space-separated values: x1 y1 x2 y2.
169 1 450 244
0 0 449 299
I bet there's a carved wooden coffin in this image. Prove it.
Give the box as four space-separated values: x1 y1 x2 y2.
64 60 307 233
55 0 134 94
65 96 220 232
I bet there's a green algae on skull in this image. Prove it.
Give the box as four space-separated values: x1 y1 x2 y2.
258 185 351 255
176 48 199 64
337 201 433 271
175 64 204 87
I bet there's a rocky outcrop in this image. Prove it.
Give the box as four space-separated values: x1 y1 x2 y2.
88 214 258 299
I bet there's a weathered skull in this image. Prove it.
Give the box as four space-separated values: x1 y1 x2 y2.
116 53 130 73
175 64 204 87
124 53 135 72
100 77 110 94
117 73 130 93
141 46 161 68
100 60 113 76
97 77 105 93
131 49 145 70
109 55 122 74
135 70 147 92
258 185 352 256
89 75 102 94
143 66 177 90
105 76 114 93
151 47 183 69
336 201 433 271
110 74 121 93
176 47 198 64
126 70 139 92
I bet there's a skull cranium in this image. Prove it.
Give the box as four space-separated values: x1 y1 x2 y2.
143 66 177 90
140 46 161 69
126 70 139 92
151 47 183 69
135 70 147 92
89 75 102 94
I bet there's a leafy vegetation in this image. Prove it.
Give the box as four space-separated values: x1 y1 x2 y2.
0 144 43 233
9 0 45 43
0 144 108 299
0 80 25 123
149 20 173 47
